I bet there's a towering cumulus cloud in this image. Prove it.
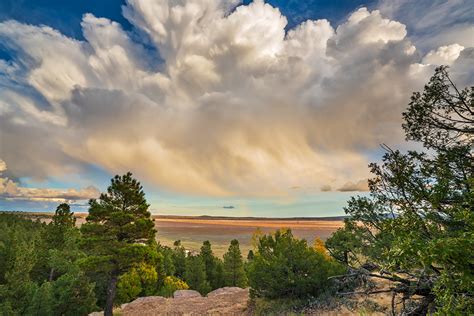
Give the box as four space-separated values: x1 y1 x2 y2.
0 0 472 197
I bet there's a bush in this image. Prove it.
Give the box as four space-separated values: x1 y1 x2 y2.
159 276 189 297
116 263 158 304
247 229 345 299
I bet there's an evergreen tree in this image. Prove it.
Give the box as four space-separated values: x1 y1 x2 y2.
43 203 77 281
156 244 175 286
28 282 53 316
51 270 97 315
0 217 40 314
248 229 343 299
80 172 157 316
199 240 221 289
213 258 225 289
326 67 473 314
223 239 247 287
184 255 211 294
51 203 76 230
172 240 186 278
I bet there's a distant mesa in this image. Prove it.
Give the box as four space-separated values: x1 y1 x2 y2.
223 205 235 209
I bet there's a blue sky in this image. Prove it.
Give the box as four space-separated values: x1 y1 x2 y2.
0 0 377 37
0 0 472 216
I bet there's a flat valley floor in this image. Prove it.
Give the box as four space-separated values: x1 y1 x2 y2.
154 216 344 256
23 213 344 257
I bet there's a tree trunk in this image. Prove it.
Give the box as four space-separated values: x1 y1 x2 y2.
104 274 118 316
48 267 55 281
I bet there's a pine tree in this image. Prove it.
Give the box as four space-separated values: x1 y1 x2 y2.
156 244 175 279
51 270 97 315
223 239 247 287
200 240 220 289
44 203 77 281
172 240 186 278
184 255 211 294
80 172 156 316
28 282 53 316
213 258 225 289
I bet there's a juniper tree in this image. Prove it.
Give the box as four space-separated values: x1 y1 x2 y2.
80 172 157 316
326 67 473 315
248 230 343 299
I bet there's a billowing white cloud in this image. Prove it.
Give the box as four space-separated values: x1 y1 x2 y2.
0 160 99 202
0 0 472 197
423 43 465 65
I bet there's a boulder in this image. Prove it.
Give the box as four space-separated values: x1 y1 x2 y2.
207 287 246 297
120 288 250 315
173 289 202 298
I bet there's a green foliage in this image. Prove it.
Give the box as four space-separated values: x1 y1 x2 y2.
116 263 158 303
326 67 474 314
199 240 225 289
80 172 157 314
184 255 211 294
0 213 97 316
172 240 186 278
223 239 247 287
213 258 225 289
156 244 175 278
248 229 344 299
0 214 43 314
51 270 97 315
27 282 53 316
48 203 76 246
158 276 189 297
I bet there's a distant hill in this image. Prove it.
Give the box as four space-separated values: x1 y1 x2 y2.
2 211 348 222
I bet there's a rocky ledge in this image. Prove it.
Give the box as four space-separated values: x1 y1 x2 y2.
120 287 249 315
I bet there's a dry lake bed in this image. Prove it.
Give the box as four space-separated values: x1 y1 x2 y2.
154 216 344 256
23 213 345 257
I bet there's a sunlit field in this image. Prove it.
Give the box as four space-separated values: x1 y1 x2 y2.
154 217 344 256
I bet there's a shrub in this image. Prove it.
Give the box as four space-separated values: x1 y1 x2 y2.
116 263 158 303
159 276 189 297
247 229 345 299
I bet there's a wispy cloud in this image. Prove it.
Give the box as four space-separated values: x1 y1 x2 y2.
337 179 369 192
378 0 474 52
0 0 472 198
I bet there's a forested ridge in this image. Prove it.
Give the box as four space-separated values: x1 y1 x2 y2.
0 67 472 315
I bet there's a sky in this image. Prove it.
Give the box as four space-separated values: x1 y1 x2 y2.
0 0 473 217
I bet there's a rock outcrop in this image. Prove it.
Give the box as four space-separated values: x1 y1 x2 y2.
121 287 249 315
173 290 202 299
